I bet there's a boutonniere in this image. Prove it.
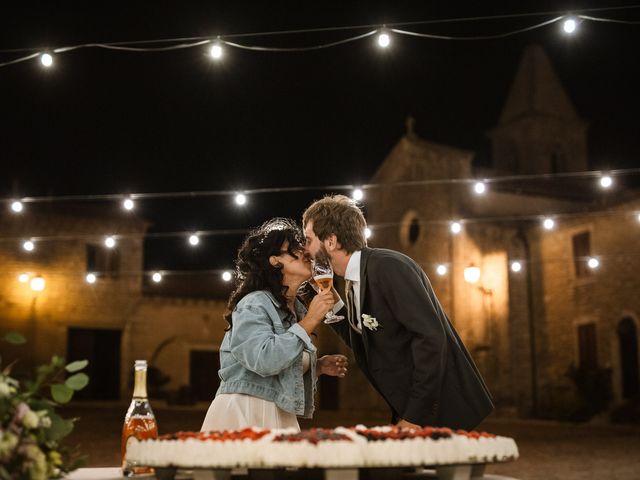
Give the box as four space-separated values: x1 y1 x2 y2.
361 314 380 331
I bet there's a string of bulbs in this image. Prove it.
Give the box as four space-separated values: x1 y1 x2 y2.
1 7 639 69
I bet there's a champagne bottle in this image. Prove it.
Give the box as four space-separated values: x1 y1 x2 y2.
121 360 158 476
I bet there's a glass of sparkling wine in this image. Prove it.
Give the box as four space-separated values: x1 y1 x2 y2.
312 257 344 324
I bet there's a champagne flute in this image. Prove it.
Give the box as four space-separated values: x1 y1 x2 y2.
312 257 344 324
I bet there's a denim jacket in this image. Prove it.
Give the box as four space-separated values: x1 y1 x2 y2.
216 290 318 418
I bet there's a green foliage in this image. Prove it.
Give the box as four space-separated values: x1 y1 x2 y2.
0 331 89 479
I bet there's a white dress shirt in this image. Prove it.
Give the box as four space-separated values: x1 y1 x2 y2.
344 250 362 330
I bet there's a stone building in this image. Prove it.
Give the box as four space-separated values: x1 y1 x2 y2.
341 45 640 418
0 206 231 403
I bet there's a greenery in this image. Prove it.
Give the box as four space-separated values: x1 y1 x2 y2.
0 331 89 480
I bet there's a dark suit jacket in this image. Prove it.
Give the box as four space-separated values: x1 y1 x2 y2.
332 247 494 430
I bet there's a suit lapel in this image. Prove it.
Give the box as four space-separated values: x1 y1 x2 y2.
358 248 372 358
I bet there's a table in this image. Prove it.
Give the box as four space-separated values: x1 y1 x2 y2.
66 467 518 480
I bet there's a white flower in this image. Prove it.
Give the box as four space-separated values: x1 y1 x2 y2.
0 381 11 398
39 415 52 429
22 410 40 429
0 431 19 457
361 313 380 331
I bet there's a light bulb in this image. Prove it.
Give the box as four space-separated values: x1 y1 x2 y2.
474 181 486 195
364 227 372 239
104 236 116 248
11 201 23 213
222 271 232 282
40 53 53 67
123 198 135 211
152 272 162 283
235 193 247 206
188 234 200 246
543 218 555 230
86 273 97 284
563 18 577 34
464 265 481 284
450 222 462 234
210 43 223 59
352 189 364 201
22 240 35 252
18 273 30 283
587 257 599 269
377 32 391 48
436 265 447 276
511 261 522 273
599 175 613 188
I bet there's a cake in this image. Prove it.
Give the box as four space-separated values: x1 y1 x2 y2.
125 425 518 470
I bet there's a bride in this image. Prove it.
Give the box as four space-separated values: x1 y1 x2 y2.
201 218 348 431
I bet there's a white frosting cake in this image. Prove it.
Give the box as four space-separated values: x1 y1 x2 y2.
126 425 519 470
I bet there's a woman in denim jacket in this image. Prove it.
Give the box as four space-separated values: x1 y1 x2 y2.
201 218 348 431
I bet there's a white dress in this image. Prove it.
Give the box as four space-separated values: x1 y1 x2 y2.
200 352 310 432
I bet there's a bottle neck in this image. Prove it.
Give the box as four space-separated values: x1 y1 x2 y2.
132 368 148 399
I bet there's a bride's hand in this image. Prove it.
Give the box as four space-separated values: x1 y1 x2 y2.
318 354 348 377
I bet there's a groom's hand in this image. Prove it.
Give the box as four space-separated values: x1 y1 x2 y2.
396 419 421 429
318 354 348 377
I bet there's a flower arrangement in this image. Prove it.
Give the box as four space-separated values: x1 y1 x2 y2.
0 331 89 480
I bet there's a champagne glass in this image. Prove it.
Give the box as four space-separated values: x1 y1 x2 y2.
312 257 344 324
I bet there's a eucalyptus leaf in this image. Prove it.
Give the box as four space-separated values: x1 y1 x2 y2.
3 331 26 345
65 360 88 373
45 411 75 442
51 384 74 404
65 373 89 391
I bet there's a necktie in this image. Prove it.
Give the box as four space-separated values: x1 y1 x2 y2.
345 279 361 334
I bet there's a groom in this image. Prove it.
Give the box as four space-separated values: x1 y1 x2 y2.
303 195 493 430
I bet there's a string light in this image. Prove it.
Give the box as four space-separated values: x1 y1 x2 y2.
235 193 247 206
85 273 97 284
562 17 578 34
30 275 46 292
209 43 223 60
221 271 232 282
104 236 116 248
377 30 391 48
474 181 487 195
587 257 600 269
18 273 29 283
123 198 135 211
352 188 364 201
151 272 163 283
364 227 372 239
22 240 35 252
188 234 200 246
436 264 448 276
543 217 555 230
450 221 462 234
40 53 53 67
599 174 613 188
511 261 522 273
10 201 23 213
1 8 639 70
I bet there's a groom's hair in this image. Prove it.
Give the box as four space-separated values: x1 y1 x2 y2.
303 195 367 254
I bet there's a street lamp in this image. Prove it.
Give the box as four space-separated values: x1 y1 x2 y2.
464 264 481 284
30 275 46 292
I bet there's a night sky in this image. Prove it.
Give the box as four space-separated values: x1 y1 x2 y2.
2 1 639 272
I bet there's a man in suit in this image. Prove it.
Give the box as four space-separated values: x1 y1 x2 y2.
303 195 493 430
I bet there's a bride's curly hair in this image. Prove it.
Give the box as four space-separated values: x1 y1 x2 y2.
224 218 306 328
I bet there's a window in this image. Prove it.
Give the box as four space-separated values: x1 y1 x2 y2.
86 243 120 277
400 210 423 248
578 323 598 370
408 218 421 245
572 231 591 278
